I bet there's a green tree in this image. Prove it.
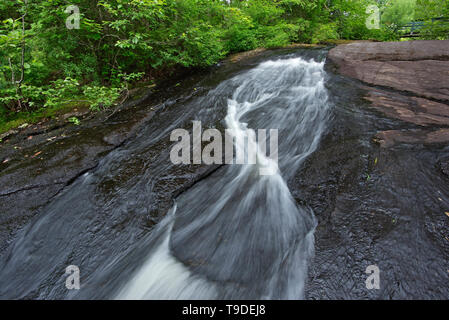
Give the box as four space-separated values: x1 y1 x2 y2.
381 0 416 30
0 0 442 130
415 0 449 39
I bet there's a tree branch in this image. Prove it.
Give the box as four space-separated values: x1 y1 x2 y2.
8 58 15 84
17 0 28 86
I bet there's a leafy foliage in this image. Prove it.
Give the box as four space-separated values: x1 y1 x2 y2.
382 0 416 30
415 0 449 39
0 0 447 131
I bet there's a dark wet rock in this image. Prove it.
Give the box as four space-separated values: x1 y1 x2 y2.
0 131 112 253
0 184 64 252
0 101 158 253
0 129 19 142
61 109 90 120
439 157 449 177
315 42 449 298
299 72 449 299
102 131 128 146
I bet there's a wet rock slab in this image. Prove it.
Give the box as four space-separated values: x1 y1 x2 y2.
309 40 449 299
0 98 158 253
300 70 449 299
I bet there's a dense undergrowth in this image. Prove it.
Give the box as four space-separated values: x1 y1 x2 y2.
1 0 448 134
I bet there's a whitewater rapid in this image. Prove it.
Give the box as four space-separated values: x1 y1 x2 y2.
116 56 331 299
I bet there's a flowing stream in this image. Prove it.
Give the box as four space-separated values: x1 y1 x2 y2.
0 51 333 299
1 48 448 300
116 57 331 299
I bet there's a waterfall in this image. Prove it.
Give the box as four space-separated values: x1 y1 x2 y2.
116 56 331 300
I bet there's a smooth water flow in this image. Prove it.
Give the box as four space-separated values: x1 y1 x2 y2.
0 53 331 299
116 57 331 299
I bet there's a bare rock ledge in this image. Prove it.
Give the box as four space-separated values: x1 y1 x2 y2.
328 40 449 147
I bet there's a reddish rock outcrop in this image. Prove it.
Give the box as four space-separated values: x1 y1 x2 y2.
328 40 449 63
364 87 449 127
374 128 449 148
328 40 449 147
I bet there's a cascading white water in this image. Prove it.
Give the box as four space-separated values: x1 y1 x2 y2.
116 56 331 300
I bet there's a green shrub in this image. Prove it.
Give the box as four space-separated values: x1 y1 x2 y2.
2 0 446 132
419 20 449 40
82 86 121 111
179 22 227 66
311 23 339 44
257 23 300 48
223 7 258 53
